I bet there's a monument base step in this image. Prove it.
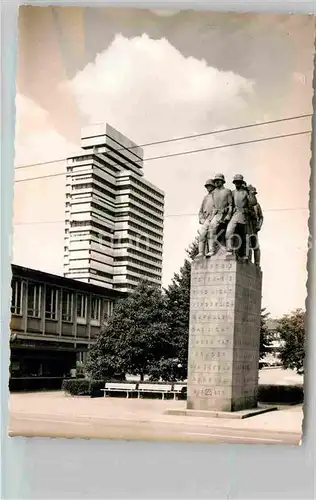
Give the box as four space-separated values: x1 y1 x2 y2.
164 405 278 419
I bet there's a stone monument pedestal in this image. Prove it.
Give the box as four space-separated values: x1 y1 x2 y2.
187 254 262 413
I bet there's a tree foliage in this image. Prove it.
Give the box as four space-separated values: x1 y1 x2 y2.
164 258 192 380
277 308 305 374
85 281 174 380
260 308 273 360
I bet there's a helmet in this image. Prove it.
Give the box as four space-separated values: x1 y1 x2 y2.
247 184 257 194
213 173 225 182
205 178 215 187
233 174 244 184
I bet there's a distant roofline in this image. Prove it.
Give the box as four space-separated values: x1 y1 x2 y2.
11 264 127 299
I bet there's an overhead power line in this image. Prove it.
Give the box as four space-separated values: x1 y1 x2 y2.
15 113 312 171
123 113 312 150
144 130 311 162
13 207 309 226
14 129 311 184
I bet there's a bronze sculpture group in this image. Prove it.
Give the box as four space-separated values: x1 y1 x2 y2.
197 173 263 266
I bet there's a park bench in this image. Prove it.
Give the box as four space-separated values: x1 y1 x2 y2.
171 384 187 400
137 383 173 399
101 382 137 398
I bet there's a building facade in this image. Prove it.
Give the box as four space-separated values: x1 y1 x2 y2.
10 264 125 390
64 123 164 292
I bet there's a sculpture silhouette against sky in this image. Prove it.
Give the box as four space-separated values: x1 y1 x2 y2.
197 173 263 266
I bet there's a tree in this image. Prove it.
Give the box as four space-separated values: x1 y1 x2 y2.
260 308 273 361
85 281 173 381
164 258 192 380
187 235 199 260
277 308 305 374
163 237 200 380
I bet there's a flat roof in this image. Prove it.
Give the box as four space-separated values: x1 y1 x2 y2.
11 264 127 299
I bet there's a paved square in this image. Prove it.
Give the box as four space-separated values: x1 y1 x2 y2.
9 391 303 445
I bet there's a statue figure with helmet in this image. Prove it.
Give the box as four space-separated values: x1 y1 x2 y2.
225 173 254 260
245 184 263 266
197 178 216 257
203 173 233 257
196 173 263 265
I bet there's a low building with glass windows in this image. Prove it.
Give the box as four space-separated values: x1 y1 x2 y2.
9 264 126 390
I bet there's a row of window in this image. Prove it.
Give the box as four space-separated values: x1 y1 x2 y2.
69 165 164 206
115 265 161 280
105 142 142 170
128 203 163 224
114 256 161 273
127 230 163 249
104 148 141 173
69 155 120 175
67 199 116 220
128 211 163 232
116 184 164 209
68 209 114 230
68 170 164 214
70 220 114 234
127 247 162 264
131 178 165 201
91 155 122 174
112 238 162 255
69 155 94 163
73 173 116 193
129 197 164 217
68 155 164 204
65 232 163 258
70 184 164 224
128 220 163 240
68 204 162 231
113 283 137 290
67 267 113 280
91 201 115 217
72 182 116 200
11 279 113 323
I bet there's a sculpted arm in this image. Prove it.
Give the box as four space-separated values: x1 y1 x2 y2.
248 191 257 207
225 190 233 221
257 203 264 230
198 199 205 224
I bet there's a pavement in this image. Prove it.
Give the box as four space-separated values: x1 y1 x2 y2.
8 391 303 445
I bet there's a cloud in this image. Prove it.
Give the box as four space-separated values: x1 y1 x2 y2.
66 34 254 142
14 94 79 165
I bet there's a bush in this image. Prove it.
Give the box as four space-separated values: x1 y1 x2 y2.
62 379 105 396
89 379 105 398
258 384 303 404
62 379 91 396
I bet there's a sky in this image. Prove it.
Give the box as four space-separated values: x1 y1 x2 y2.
12 7 315 317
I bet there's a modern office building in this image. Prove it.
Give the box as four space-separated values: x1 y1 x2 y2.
64 123 164 292
10 264 126 391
